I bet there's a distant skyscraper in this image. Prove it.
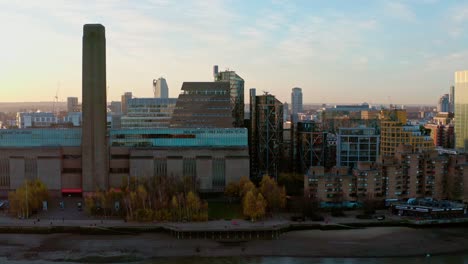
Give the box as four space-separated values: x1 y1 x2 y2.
121 92 132 115
214 66 245 127
67 97 79 113
109 101 122 114
291 87 303 123
437 94 450 112
82 24 108 192
450 85 455 112
455 71 468 152
153 77 169 98
283 102 290 122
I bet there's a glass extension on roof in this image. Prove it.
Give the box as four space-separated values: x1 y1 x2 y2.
110 128 247 147
0 129 81 147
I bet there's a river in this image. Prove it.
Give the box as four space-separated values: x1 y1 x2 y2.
142 255 468 264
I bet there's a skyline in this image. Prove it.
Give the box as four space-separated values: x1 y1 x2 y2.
1 1 467 104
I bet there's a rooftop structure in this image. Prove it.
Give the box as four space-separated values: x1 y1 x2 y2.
16 112 59 128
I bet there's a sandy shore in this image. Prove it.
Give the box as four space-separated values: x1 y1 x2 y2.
0 227 468 262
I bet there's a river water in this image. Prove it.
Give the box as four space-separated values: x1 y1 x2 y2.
143 255 468 264
1 255 466 263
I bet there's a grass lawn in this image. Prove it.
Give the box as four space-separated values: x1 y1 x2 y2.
208 201 243 220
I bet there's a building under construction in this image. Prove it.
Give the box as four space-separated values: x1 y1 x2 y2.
249 89 283 181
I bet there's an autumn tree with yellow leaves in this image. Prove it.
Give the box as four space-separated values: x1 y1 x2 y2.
8 179 48 218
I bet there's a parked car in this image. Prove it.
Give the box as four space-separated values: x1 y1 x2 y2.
375 215 386 221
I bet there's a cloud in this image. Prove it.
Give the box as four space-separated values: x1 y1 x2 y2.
384 2 416 21
275 15 378 64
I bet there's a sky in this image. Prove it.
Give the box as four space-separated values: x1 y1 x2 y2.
0 0 467 105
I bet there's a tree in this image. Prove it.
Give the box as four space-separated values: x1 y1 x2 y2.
171 195 179 221
259 175 286 213
240 181 256 198
8 179 48 218
243 190 257 221
278 172 304 196
224 182 240 199
255 193 267 220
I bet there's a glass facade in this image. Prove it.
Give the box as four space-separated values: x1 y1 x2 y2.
337 127 379 168
121 98 177 128
0 128 247 148
0 129 81 147
215 71 245 127
109 128 248 147
455 71 468 151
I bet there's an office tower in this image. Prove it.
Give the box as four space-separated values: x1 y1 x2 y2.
291 87 303 123
153 77 169 98
121 92 132 115
121 98 177 128
336 127 379 169
450 85 455 113
170 82 233 128
67 97 79 113
455 71 468 151
82 24 108 192
437 94 450 112
214 66 245 127
249 89 283 180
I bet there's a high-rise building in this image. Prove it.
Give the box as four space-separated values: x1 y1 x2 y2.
437 94 450 112
121 92 132 115
214 66 245 127
170 82 233 128
455 71 468 152
67 97 79 113
291 87 303 122
82 24 108 192
283 102 290 122
249 89 283 180
450 85 455 113
153 77 169 98
294 121 328 174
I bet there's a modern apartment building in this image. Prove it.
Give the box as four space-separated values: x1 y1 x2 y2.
249 89 283 180
305 146 468 203
336 127 379 169
214 66 245 127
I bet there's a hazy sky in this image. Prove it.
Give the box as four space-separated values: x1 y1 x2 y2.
0 0 467 105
